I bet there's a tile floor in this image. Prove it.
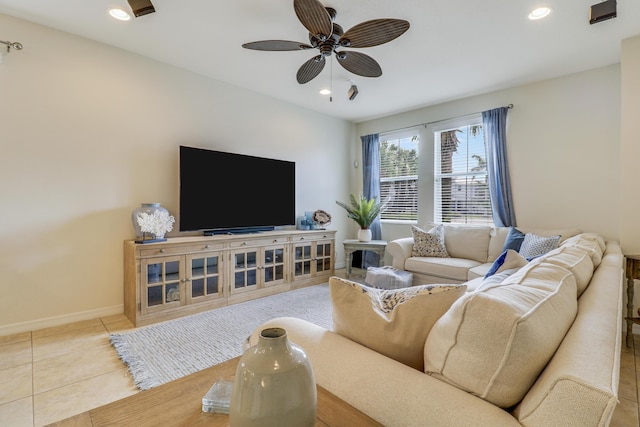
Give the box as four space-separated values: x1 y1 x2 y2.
1 313 639 426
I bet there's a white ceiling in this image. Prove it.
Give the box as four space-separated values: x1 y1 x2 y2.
1 0 638 122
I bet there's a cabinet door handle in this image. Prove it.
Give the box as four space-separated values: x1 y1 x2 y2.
205 245 210 249
273 239 278 243
159 249 166 253
242 242 247 246
299 237 305 240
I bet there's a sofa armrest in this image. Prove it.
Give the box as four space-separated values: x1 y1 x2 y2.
387 237 414 269
512 264 623 426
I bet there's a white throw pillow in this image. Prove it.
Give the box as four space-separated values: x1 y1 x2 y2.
424 262 578 408
484 249 528 278
411 224 449 258
330 276 466 370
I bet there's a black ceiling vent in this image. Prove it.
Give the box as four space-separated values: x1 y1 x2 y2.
127 0 155 18
589 0 616 25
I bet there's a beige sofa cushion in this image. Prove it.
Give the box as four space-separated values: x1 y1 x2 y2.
539 246 594 296
405 257 481 281
424 262 578 408
330 276 466 370
442 225 492 263
561 233 605 267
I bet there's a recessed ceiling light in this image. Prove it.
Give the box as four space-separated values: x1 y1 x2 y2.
109 8 131 21
319 89 331 95
528 7 551 20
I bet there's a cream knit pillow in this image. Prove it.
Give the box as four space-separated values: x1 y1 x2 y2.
424 262 578 408
330 276 466 370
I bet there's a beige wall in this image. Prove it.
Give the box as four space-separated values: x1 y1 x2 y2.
357 64 622 251
621 34 640 332
0 14 355 333
621 35 640 254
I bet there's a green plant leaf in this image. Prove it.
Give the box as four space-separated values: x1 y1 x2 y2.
335 193 386 229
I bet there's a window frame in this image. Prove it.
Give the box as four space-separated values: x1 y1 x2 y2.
378 127 421 222
430 115 494 225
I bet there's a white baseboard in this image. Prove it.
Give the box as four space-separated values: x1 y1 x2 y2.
0 305 124 336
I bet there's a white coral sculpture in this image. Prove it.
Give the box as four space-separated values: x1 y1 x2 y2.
137 210 175 238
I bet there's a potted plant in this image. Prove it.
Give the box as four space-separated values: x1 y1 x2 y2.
335 193 385 242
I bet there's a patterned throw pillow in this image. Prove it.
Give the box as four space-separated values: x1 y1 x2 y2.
330 276 466 370
411 224 449 258
519 233 561 259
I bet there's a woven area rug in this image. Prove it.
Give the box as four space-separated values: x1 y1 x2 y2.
110 284 332 390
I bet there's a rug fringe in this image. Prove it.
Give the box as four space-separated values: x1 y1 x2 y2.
110 334 161 390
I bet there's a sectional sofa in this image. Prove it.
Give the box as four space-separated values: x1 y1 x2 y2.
251 230 624 426
387 224 583 284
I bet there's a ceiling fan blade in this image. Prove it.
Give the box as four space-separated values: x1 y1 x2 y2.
242 40 313 51
340 19 410 48
297 55 326 84
294 0 333 40
336 51 382 78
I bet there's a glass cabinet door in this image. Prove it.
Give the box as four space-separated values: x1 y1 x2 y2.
142 256 183 314
263 245 286 287
315 241 333 273
187 253 223 303
231 249 258 293
293 243 313 278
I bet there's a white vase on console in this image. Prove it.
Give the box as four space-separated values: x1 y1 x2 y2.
358 228 372 242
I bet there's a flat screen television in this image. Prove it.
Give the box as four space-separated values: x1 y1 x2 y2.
179 146 296 234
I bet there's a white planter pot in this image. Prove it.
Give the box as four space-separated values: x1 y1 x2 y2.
357 229 372 242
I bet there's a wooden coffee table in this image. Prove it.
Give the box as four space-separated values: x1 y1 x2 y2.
49 357 382 427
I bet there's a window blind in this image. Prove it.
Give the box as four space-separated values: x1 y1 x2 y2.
434 125 493 224
379 132 419 220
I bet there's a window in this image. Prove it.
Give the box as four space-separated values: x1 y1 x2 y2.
379 129 420 221
434 119 493 224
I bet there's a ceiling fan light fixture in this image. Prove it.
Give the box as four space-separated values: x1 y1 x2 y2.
319 89 331 95
244 0 410 85
109 8 131 21
528 7 551 20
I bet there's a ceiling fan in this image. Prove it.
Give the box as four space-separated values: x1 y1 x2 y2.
242 0 410 84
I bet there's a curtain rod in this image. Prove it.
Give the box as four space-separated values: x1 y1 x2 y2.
378 104 513 136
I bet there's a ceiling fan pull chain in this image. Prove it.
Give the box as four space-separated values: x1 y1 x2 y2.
330 56 333 103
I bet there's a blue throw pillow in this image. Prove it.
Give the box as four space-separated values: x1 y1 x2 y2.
502 227 525 252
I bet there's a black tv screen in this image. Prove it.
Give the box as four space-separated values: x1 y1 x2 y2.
179 146 295 233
